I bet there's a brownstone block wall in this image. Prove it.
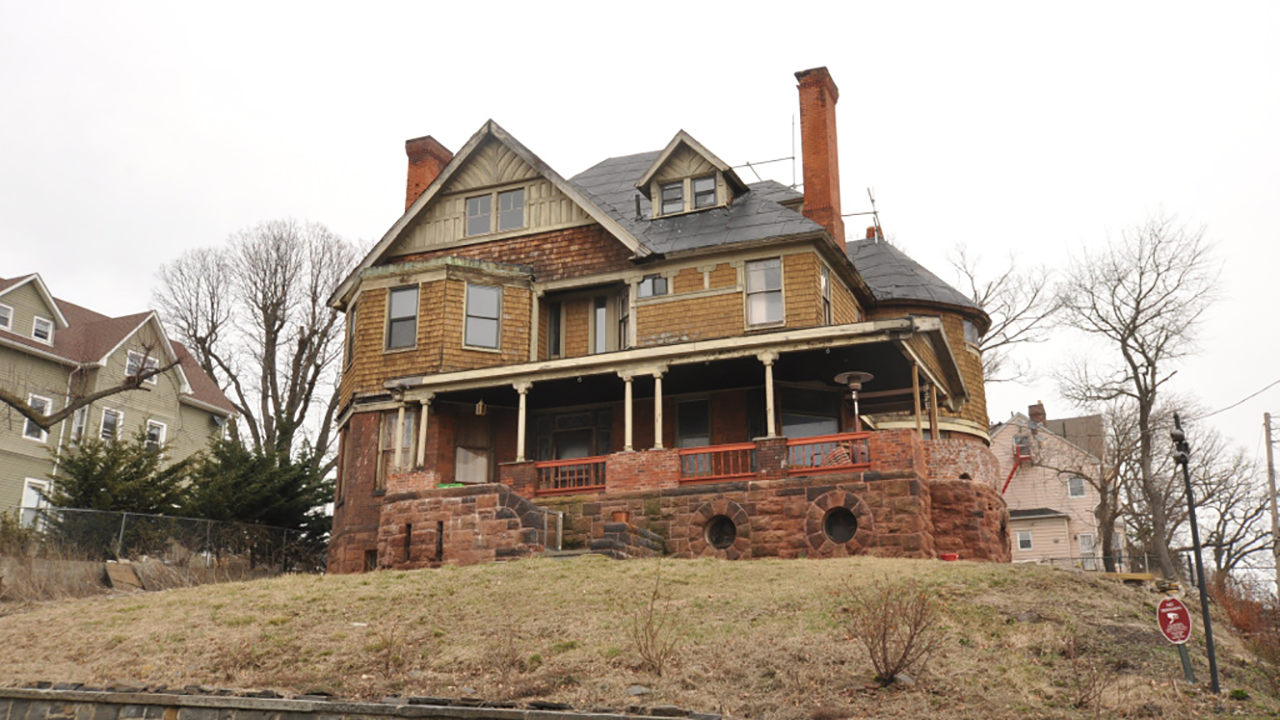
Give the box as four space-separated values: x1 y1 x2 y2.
929 480 1010 561
329 411 384 574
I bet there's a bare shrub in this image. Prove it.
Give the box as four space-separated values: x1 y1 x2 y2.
1061 633 1119 716
837 578 943 685
629 562 685 676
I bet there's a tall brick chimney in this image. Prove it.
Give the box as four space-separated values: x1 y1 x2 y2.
1028 401 1047 426
404 135 453 212
795 67 845 249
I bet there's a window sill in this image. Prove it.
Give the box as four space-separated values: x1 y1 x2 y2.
462 344 503 354
383 345 418 355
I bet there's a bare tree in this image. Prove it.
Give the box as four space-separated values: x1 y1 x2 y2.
154 220 356 470
1057 214 1218 579
950 246 1060 383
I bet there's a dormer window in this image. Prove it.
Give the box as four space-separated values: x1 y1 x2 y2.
660 182 684 215
466 187 526 237
692 175 716 209
32 316 53 344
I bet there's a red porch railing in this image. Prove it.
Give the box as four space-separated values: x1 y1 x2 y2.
535 456 608 495
678 443 758 483
786 432 872 475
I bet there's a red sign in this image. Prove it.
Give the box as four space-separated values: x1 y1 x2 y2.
1157 597 1193 645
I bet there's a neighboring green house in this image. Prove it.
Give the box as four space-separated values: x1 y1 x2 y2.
0 273 235 522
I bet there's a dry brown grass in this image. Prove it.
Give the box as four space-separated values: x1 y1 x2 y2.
0 556 1274 719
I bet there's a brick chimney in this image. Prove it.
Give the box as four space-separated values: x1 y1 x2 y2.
1028 401 1047 426
404 135 453 212
795 67 845 249
866 226 882 240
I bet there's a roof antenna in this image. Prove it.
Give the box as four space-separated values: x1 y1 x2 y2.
867 188 882 243
791 114 797 189
634 194 642 220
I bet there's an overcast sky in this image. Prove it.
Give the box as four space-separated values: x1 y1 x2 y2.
3 2 1278 462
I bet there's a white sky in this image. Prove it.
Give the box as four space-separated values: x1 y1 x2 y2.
3 1 1279 463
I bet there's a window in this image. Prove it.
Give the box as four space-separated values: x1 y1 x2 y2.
692 175 716 209
497 188 525 232
746 258 783 326
145 420 167 452
32 316 53 344
464 284 501 349
386 285 418 350
1067 475 1086 498
0 303 11 330
126 351 159 384
677 400 711 448
467 188 526 236
23 395 50 442
100 408 122 441
547 301 563 359
465 194 492 237
963 319 981 346
377 409 416 489
638 274 667 298
592 296 608 354
1017 530 1033 551
455 446 489 484
820 265 832 325
617 292 630 350
70 407 88 443
660 182 684 215
345 305 357 366
20 479 49 529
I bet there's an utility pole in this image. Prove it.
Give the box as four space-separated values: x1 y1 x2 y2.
1171 413 1220 694
1266 413 1280 595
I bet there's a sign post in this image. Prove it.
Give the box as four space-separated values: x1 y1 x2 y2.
1157 596 1195 683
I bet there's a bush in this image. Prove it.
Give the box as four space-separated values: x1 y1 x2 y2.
838 578 943 685
629 562 685 676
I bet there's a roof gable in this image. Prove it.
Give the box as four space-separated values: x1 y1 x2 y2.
634 130 749 198
331 121 649 308
0 273 69 328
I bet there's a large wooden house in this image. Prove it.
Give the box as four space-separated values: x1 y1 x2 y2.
328 67 1010 573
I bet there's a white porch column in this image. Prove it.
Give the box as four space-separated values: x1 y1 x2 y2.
620 372 634 451
416 394 433 467
515 382 531 462
652 370 665 449
393 404 407 469
759 351 779 437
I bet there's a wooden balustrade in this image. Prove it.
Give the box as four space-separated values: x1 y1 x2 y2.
786 432 872 475
678 443 758 483
534 456 608 495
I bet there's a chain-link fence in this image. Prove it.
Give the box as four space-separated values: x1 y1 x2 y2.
17 507 326 575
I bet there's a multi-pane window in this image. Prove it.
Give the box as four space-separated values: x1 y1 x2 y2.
746 258 783 325
497 188 525 232
377 410 416 488
465 195 492 237
638 274 667 298
146 420 167 452
547 301 563 359
345 305 357 366
1017 530 1033 550
23 395 50 441
820 265 832 324
126 351 159 384
617 292 630 350
465 284 501 349
0 303 12 330
386 286 418 349
660 182 684 215
101 408 122 441
32 316 53 344
692 175 716 209
1067 475 1086 498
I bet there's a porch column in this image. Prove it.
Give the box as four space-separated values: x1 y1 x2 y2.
912 363 923 440
515 382 531 462
394 404 407 469
929 383 940 441
620 372 634 451
653 369 665 449
759 351 778 437
416 394 433 467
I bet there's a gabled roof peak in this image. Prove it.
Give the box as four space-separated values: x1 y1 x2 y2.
633 130 748 198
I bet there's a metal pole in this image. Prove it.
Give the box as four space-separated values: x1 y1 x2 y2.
1265 413 1280 595
1171 412 1220 694
116 512 128 559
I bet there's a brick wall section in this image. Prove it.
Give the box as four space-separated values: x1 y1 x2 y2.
391 224 633 282
930 480 1011 561
922 437 1001 488
329 412 384 574
605 449 681 494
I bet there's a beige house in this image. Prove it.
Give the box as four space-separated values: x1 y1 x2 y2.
992 403 1124 570
0 273 234 521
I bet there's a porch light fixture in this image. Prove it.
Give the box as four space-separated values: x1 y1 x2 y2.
475 399 486 416
834 371 874 433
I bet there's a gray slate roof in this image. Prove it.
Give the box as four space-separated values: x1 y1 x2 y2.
846 238 980 310
569 153 824 255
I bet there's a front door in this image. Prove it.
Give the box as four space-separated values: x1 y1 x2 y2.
21 478 49 528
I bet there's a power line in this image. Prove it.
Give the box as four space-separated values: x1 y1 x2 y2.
1201 379 1280 419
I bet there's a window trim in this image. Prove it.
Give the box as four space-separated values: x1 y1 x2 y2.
70 406 88 444
1017 530 1033 551
820 264 833 325
126 350 160 384
745 257 785 328
345 304 358 367
637 274 668 299
465 194 493 238
100 408 123 442
463 283 502 350
32 316 53 344
1067 474 1087 498
692 175 717 209
659 181 684 216
385 285 419 351
0 302 12 331
23 394 51 442
465 186 527 238
496 187 526 233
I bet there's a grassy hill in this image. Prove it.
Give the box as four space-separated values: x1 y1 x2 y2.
0 556 1275 719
